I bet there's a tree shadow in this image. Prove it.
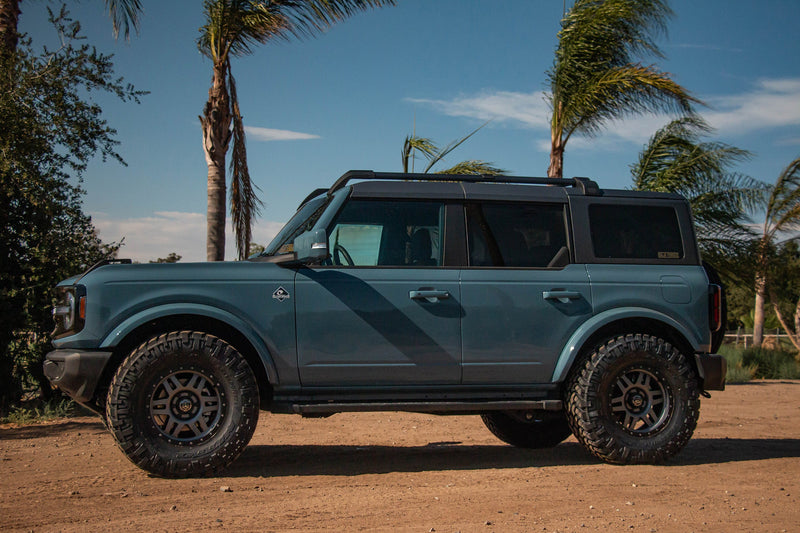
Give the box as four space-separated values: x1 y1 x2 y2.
224 437 800 478
0 419 105 440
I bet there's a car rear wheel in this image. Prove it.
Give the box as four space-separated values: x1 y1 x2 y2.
566 333 700 464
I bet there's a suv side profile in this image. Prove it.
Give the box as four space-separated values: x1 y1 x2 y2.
44 171 726 477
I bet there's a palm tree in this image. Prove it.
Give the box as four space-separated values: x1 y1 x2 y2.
0 0 141 56
199 0 395 262
752 156 800 346
401 124 506 176
631 116 763 257
546 0 699 178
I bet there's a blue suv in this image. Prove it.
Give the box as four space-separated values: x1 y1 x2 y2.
45 171 726 477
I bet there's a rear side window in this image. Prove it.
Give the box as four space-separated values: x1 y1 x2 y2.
589 204 683 260
466 203 568 267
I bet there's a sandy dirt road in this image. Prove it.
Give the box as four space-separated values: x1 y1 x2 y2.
1 381 799 532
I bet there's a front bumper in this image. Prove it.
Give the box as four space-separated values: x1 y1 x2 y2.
695 353 727 391
43 350 113 403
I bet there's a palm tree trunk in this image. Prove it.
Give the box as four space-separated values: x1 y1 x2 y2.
753 272 766 347
752 236 772 347
548 134 564 178
200 61 231 262
0 0 20 57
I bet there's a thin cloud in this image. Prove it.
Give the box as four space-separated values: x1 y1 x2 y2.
705 78 800 135
671 43 744 53
92 211 285 263
406 91 551 130
244 126 320 141
408 77 800 152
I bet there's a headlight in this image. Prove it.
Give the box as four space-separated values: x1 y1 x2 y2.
52 286 86 338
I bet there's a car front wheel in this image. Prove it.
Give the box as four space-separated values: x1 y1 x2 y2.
106 331 259 477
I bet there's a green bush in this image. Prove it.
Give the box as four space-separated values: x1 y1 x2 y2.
719 345 758 383
0 398 81 425
741 346 800 379
719 344 800 382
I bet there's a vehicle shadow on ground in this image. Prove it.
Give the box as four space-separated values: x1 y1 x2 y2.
227 441 594 477
227 437 800 477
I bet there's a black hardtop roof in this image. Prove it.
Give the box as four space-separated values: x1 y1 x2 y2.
298 170 684 207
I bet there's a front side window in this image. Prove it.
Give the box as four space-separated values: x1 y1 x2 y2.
466 202 569 268
589 204 683 260
327 199 444 267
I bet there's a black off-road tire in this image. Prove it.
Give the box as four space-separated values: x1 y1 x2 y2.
481 410 573 449
565 334 700 464
106 331 259 478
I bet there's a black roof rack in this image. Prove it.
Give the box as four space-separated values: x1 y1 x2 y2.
298 187 329 208
326 170 601 197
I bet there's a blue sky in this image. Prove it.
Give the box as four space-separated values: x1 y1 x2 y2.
20 0 800 262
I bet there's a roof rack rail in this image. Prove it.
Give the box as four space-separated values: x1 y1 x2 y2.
298 187 329 208
327 170 601 196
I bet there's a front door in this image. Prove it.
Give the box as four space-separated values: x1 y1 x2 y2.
295 199 462 386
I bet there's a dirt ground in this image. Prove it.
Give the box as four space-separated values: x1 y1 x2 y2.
2 381 799 533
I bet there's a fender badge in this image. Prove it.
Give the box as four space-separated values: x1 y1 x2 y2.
272 286 290 302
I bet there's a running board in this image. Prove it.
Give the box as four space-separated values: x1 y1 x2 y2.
292 400 563 417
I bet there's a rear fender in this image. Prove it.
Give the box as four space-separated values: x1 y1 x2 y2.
551 307 705 383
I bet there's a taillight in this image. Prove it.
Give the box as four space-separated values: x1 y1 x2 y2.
709 284 722 332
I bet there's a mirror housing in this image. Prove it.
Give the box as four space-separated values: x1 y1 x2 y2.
293 228 329 264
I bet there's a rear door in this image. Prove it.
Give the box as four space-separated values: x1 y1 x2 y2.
460 201 592 384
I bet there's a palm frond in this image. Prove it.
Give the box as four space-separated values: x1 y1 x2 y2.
198 0 395 61
435 160 506 176
547 0 699 166
765 156 800 238
228 70 262 260
631 117 763 241
104 0 142 40
423 121 490 173
402 135 438 172
562 65 699 140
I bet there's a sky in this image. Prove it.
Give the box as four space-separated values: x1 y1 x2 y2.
19 0 800 262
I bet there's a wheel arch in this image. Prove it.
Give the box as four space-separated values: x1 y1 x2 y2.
552 309 701 384
96 307 277 411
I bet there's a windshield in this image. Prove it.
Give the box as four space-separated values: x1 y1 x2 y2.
260 196 328 256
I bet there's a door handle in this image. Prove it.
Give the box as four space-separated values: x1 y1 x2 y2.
543 290 582 303
410 290 451 303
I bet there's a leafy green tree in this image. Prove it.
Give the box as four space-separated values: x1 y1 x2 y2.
0 0 142 56
198 0 395 262
149 252 182 264
752 156 800 347
766 240 800 354
0 8 140 411
546 0 698 178
631 116 764 266
401 123 506 176
248 242 266 256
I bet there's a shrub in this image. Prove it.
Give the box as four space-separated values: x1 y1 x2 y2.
741 347 800 379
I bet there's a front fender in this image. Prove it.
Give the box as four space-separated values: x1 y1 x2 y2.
550 307 705 383
99 303 279 384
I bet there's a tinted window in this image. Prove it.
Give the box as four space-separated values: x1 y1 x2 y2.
327 200 444 266
466 203 568 267
589 204 683 260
